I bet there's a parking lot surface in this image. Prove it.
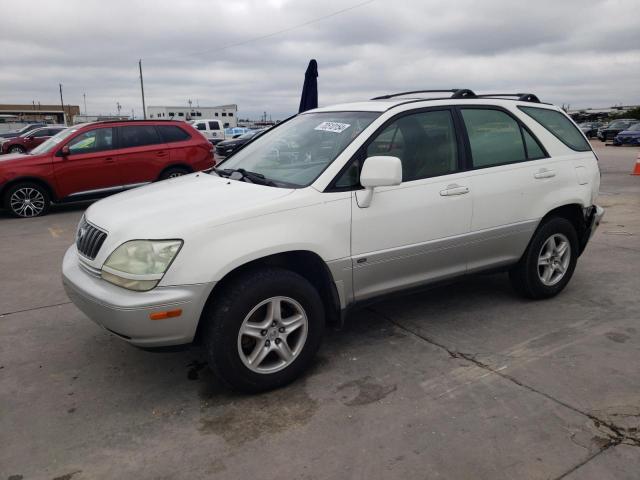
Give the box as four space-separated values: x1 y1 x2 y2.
1 143 639 479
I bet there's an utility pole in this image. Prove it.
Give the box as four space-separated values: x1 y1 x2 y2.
117 102 122 116
59 83 66 125
138 59 147 119
83 93 87 116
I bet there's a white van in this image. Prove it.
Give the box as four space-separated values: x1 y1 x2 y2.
191 119 225 143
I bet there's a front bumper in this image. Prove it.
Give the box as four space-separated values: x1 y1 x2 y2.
62 246 214 347
613 136 640 146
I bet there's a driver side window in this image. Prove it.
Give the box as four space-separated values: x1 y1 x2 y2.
334 109 459 187
67 128 114 154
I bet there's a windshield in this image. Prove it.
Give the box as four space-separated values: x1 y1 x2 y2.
29 127 75 155
627 123 640 131
609 121 629 129
220 112 379 187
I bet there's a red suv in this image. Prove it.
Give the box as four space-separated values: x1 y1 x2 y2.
1 126 67 154
0 120 215 217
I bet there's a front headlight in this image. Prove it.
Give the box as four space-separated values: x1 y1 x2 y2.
101 240 183 291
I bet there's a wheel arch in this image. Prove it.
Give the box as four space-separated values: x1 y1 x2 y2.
534 203 590 255
157 163 193 180
193 250 341 344
1 176 57 203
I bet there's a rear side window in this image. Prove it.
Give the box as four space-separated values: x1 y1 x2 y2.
523 129 545 159
157 125 191 143
118 125 162 148
461 109 526 168
195 122 206 131
519 106 590 151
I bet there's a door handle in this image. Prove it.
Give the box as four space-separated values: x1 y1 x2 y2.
534 168 555 179
439 184 470 196
104 157 115 163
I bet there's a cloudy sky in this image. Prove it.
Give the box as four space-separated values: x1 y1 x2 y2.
1 0 639 119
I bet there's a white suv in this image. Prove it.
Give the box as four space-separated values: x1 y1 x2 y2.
62 89 603 392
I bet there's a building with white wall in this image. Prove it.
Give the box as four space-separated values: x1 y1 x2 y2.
147 104 238 127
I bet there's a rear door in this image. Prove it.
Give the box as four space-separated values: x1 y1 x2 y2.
207 120 224 142
116 125 170 185
53 126 122 198
457 107 562 272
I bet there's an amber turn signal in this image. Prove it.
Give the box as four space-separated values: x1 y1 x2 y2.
149 309 182 320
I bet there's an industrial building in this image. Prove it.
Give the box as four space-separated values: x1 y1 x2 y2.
147 104 238 127
0 103 80 125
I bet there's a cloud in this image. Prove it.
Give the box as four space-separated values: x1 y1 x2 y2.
0 0 638 118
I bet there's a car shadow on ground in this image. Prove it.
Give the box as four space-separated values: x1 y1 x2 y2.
0 200 93 219
75 272 521 404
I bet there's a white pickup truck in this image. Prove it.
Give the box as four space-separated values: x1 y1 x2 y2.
191 118 225 144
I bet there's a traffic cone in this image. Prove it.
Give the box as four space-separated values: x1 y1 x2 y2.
632 153 640 176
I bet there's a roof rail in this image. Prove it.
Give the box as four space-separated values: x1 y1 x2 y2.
371 89 466 100
475 93 541 103
371 89 542 103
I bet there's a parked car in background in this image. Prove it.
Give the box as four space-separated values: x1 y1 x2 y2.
598 119 639 142
61 90 603 392
613 123 640 146
578 122 602 139
0 126 67 154
215 128 267 157
0 123 47 139
191 119 226 144
1 120 214 217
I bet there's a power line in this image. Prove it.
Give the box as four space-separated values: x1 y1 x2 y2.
146 0 377 63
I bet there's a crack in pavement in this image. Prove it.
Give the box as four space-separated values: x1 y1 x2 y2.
1 301 72 318
368 307 639 479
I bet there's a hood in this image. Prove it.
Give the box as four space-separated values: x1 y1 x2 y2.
618 129 640 136
85 172 296 238
217 139 242 147
0 152 30 164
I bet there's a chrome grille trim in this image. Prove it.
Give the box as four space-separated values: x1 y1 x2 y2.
76 218 107 260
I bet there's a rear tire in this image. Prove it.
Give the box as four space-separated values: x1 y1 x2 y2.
4 182 51 218
509 217 578 299
159 167 189 180
203 268 325 393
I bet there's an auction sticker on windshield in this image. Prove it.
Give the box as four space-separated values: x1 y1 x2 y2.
314 122 351 133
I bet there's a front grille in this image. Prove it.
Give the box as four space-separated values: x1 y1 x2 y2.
76 218 107 260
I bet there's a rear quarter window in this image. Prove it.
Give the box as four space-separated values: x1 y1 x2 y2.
519 106 591 152
157 125 191 143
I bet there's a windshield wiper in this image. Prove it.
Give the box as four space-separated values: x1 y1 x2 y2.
214 168 277 186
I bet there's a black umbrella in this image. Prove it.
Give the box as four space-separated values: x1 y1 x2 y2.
298 59 318 113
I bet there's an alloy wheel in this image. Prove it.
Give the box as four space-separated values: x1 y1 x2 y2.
237 296 309 374
10 187 46 217
537 233 571 286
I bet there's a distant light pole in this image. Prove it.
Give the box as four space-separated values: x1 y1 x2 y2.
83 93 87 116
59 83 67 125
117 102 122 116
138 59 147 119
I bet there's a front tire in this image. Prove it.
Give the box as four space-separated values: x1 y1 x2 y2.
8 145 26 154
203 268 325 393
4 182 51 218
509 217 578 299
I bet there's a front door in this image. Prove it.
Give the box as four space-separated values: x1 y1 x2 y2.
53 126 122 198
349 109 473 301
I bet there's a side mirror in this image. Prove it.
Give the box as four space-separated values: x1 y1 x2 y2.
61 145 70 157
356 156 402 208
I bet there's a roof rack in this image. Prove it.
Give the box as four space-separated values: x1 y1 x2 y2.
475 93 541 103
370 89 541 103
371 89 465 100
